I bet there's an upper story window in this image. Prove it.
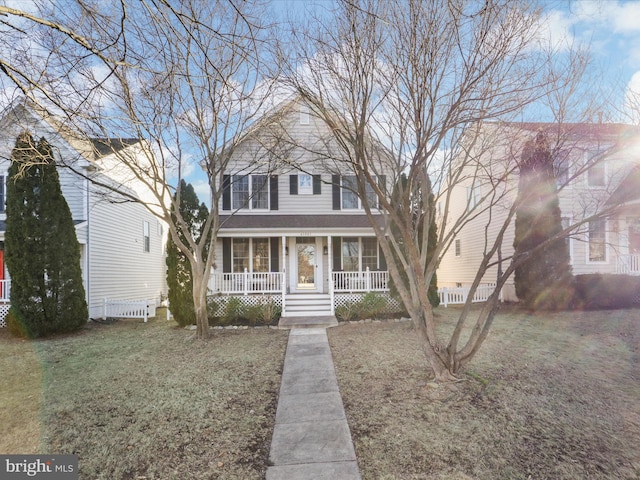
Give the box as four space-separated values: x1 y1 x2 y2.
299 105 310 125
585 150 606 187
554 149 570 188
232 174 269 210
466 180 481 210
341 175 377 210
298 174 313 195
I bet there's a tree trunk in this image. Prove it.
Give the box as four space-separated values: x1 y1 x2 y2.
192 268 209 339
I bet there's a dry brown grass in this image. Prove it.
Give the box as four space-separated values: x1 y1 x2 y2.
328 307 640 480
0 316 288 479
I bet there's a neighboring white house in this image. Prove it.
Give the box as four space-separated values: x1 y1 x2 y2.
208 99 397 317
438 121 640 302
0 102 167 323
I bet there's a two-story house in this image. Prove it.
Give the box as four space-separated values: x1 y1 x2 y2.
438 121 640 302
208 99 397 318
0 101 168 325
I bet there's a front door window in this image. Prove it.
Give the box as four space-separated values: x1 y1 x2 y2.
296 238 316 289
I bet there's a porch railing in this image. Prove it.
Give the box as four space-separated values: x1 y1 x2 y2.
616 254 640 275
0 280 10 302
208 270 283 295
438 283 502 307
332 268 389 292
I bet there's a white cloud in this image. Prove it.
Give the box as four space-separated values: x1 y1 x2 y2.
191 179 212 206
623 70 640 123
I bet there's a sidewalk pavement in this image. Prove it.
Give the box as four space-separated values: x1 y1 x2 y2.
266 327 361 480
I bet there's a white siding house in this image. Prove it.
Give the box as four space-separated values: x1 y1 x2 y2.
0 102 167 323
210 99 395 317
438 121 640 302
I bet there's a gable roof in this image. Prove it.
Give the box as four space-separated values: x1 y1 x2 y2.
607 164 640 206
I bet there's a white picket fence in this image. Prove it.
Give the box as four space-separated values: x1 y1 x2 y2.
104 298 156 322
438 284 502 307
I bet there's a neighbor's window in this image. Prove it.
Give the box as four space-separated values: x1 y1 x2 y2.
0 175 5 213
455 238 461 257
143 221 150 253
588 219 607 262
586 151 606 187
554 149 570 187
232 174 268 210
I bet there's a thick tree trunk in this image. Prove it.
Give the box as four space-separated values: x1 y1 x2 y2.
192 269 209 339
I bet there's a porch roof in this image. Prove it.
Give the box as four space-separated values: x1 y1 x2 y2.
218 214 385 231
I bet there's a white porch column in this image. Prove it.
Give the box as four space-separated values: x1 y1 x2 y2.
328 235 334 315
281 236 287 315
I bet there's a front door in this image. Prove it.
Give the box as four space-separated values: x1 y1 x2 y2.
292 237 321 292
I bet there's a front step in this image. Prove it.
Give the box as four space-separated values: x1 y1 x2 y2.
282 293 332 317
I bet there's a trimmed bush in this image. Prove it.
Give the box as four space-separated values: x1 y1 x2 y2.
574 274 640 310
335 292 389 322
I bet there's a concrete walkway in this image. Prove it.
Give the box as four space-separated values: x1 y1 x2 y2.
266 327 361 480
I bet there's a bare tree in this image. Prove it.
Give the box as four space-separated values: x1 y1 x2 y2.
282 0 601 381
0 0 280 339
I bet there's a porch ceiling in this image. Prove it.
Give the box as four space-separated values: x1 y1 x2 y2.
218 214 385 231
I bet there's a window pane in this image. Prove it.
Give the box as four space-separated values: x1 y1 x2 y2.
233 238 250 272
554 149 570 187
342 237 359 271
365 181 377 208
298 173 312 195
232 175 249 209
341 176 359 209
252 238 269 272
586 151 605 187
251 175 268 209
362 237 378 270
588 219 606 262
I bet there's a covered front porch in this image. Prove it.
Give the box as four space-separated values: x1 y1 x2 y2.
209 234 390 317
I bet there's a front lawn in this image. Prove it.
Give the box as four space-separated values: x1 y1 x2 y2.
0 317 288 479
328 307 640 479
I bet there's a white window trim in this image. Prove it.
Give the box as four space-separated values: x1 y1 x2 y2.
586 218 608 264
232 173 269 210
298 173 313 195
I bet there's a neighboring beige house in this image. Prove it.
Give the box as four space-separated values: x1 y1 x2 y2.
208 99 397 317
438 121 640 302
0 102 168 324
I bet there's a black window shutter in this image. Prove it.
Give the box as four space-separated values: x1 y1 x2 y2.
332 237 342 271
270 237 279 272
378 175 386 209
222 238 231 273
379 243 387 270
270 176 278 210
289 175 298 195
222 175 231 210
332 175 341 210
313 174 321 194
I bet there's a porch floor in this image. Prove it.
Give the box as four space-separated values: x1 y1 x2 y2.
277 315 338 329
